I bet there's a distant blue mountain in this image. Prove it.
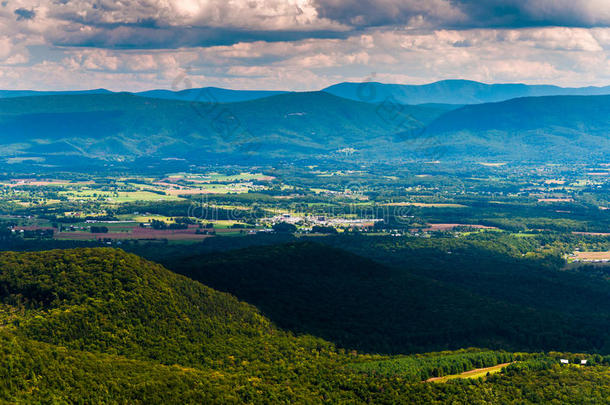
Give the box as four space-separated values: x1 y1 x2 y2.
0 87 286 103
0 89 113 98
135 87 288 103
323 80 610 105
6 80 610 105
0 91 443 163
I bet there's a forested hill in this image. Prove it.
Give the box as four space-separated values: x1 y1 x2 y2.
161 241 610 355
0 248 335 366
427 95 610 134
0 91 609 164
3 247 610 402
419 95 610 161
0 92 441 162
0 248 340 401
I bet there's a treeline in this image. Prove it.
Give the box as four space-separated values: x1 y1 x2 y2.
349 350 518 381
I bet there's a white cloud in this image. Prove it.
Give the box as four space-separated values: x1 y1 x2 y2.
0 1 608 90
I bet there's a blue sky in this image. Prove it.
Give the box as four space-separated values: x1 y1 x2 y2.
1 0 609 91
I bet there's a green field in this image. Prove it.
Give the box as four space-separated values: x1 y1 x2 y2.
59 190 182 203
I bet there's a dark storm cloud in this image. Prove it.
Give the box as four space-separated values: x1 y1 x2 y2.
454 0 610 28
311 0 461 27
312 0 610 29
50 26 350 49
14 7 35 21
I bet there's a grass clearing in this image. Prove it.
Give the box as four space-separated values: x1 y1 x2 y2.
427 363 512 383
59 190 182 203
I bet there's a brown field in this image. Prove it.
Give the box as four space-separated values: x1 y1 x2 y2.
53 224 256 241
153 181 184 188
55 225 215 241
573 232 610 237
15 226 55 231
572 252 610 261
56 230 214 241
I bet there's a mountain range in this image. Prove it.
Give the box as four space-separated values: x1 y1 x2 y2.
323 80 610 105
3 79 609 105
0 80 609 165
0 91 446 163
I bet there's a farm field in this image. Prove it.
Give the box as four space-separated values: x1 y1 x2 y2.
571 251 610 261
59 190 182 203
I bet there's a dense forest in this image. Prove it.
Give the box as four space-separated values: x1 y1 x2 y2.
158 240 610 354
1 247 610 403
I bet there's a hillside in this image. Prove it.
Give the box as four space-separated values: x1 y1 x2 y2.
422 95 610 161
0 92 442 163
324 80 610 105
0 248 343 402
3 247 610 402
161 241 610 355
0 91 609 165
0 248 334 367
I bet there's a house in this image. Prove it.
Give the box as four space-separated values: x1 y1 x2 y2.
560 359 569 364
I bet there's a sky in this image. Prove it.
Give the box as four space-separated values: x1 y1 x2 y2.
1 0 610 91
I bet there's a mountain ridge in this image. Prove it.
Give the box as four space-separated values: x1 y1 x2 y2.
3 79 610 105
323 80 610 105
0 90 608 164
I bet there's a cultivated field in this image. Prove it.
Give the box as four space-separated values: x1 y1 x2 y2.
572 251 610 261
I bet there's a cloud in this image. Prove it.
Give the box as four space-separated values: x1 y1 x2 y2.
48 25 350 49
312 0 610 29
455 0 610 28
0 1 609 91
312 0 464 27
44 0 348 48
3 0 610 51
